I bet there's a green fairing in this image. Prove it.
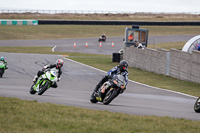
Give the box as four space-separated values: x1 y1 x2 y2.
0 62 5 69
0 62 6 74
33 76 44 91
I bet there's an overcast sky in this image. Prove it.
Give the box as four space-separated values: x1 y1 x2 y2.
0 0 200 13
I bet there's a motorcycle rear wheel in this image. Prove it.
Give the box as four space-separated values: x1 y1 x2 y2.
194 97 200 113
103 89 117 105
0 69 4 78
38 81 50 95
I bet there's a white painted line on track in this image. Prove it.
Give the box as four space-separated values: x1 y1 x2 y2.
61 56 197 99
52 45 57 52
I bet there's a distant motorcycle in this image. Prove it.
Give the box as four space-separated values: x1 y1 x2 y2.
0 61 6 78
194 97 200 113
30 69 58 95
90 74 126 105
98 36 106 42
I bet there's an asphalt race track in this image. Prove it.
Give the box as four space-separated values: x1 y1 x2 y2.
0 35 197 55
0 52 199 121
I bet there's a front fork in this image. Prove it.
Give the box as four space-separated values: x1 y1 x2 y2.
33 77 44 91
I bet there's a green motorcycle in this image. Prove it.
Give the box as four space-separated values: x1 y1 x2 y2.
30 69 58 95
0 61 6 78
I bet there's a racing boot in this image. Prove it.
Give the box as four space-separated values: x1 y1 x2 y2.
33 75 38 84
94 83 102 93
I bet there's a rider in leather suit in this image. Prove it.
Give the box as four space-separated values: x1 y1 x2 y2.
94 60 129 95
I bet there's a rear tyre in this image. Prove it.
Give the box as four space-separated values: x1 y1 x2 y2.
0 69 4 78
194 97 200 113
90 92 98 103
38 81 50 95
29 85 36 95
103 89 117 105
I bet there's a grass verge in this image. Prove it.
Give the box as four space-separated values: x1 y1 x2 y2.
1 97 200 133
0 25 200 40
0 46 200 97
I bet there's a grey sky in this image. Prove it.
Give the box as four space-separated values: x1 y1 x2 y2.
0 0 200 13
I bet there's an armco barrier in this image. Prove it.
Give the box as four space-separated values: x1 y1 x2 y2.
0 20 38 25
38 20 200 26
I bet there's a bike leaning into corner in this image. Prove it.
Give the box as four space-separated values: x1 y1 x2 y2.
90 74 126 105
30 68 58 95
30 59 64 95
194 97 200 113
0 56 8 78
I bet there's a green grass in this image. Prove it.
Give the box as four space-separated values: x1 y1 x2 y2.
0 97 200 133
0 25 200 40
1 46 200 97
148 41 185 50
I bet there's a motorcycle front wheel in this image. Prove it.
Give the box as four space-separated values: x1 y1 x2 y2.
38 81 50 95
103 89 117 105
194 97 200 113
29 85 36 94
90 92 98 103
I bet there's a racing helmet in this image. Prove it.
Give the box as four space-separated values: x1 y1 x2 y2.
119 60 128 72
56 59 64 69
0 56 4 61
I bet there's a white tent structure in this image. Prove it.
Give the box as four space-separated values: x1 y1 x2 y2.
182 35 200 53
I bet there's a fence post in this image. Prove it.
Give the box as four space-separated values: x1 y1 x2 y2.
166 52 170 76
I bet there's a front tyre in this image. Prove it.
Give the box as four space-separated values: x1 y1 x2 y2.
194 97 200 113
38 81 50 95
90 92 98 103
30 85 36 94
103 89 117 105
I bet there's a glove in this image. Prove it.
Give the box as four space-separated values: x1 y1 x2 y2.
42 65 49 71
107 75 112 79
119 89 124 94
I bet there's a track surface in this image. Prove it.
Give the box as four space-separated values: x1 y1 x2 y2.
0 35 196 55
0 52 199 121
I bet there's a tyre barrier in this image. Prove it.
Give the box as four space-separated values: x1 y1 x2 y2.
0 20 38 25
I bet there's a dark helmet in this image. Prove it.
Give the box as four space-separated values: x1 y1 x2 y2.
0 56 4 61
56 59 64 69
119 60 128 72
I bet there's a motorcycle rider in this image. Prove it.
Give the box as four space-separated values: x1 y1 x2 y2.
101 34 106 39
94 60 129 98
0 56 8 69
33 59 64 88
